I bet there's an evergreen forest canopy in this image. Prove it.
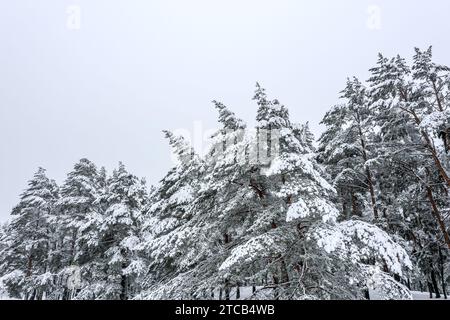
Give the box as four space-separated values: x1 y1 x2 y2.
0 47 449 300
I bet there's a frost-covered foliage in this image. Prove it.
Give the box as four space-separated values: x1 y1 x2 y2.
318 78 380 221
0 162 149 300
0 168 59 300
312 220 411 276
139 84 412 300
319 46 450 298
75 162 148 300
2 47 449 300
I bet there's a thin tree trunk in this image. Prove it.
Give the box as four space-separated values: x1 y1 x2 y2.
431 79 444 112
224 281 230 300
428 281 434 299
426 185 450 249
224 233 231 300
272 274 279 300
356 114 378 220
342 191 348 219
120 249 129 300
26 255 33 277
70 230 77 264
398 91 450 187
271 221 290 296
120 274 128 300
351 190 358 216
279 257 290 286
410 108 450 187
419 281 424 293
365 168 378 220
29 289 36 301
439 247 448 299
431 270 441 299
422 131 450 187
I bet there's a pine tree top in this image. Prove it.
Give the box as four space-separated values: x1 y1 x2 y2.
253 83 290 129
163 130 199 167
212 100 246 130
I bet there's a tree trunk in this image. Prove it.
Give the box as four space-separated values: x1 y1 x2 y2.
351 190 358 216
428 281 434 299
224 281 230 300
271 221 290 295
272 274 279 300
279 256 290 286
120 274 128 300
426 185 450 249
399 92 450 187
431 269 441 299
224 233 231 300
356 117 378 220
422 131 450 188
120 247 129 300
28 289 36 300
439 247 448 299
70 230 77 264
431 79 444 112
342 189 349 219
365 168 379 220
26 255 33 277
364 289 370 300
223 233 230 244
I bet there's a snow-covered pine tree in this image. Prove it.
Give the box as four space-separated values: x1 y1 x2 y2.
101 163 147 299
74 162 148 300
369 50 450 188
184 100 253 299
364 48 450 295
55 158 102 299
138 131 204 298
318 47 450 297
1 59 439 300
0 222 7 297
368 49 450 249
211 84 344 299
296 121 315 152
141 84 412 300
0 222 6 253
0 168 59 300
216 84 411 300
411 47 450 250
369 98 449 296
318 78 380 220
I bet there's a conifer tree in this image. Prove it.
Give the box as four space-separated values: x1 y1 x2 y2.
0 168 59 299
140 84 412 300
138 131 204 298
99 162 147 300
55 158 101 299
318 78 380 220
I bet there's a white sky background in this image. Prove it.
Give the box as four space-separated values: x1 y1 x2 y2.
1 0 450 222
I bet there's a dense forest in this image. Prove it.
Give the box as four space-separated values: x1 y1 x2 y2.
0 47 449 300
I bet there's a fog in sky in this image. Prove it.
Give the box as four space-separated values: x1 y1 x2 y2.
1 0 450 222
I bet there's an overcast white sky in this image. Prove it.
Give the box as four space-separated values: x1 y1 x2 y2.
1 0 450 222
